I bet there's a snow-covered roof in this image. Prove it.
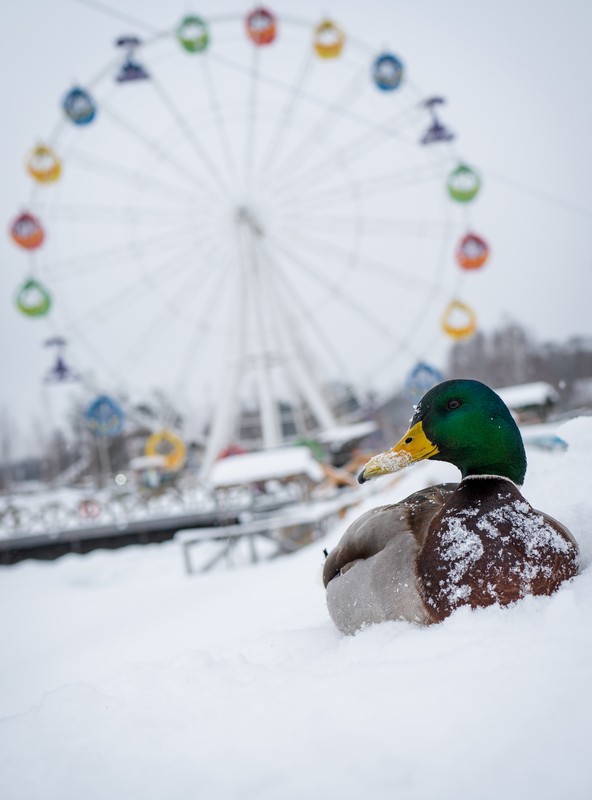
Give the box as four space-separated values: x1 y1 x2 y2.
208 446 324 488
496 381 559 409
316 420 378 445
130 455 167 470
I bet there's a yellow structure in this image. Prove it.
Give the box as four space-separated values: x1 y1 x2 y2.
145 430 186 471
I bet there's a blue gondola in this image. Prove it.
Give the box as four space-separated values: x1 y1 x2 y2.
405 362 444 402
372 53 404 91
85 395 125 437
62 87 96 125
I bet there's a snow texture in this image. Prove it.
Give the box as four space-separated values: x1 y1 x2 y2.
208 445 324 487
496 381 559 409
362 448 413 476
430 487 575 609
1 417 592 799
435 511 485 605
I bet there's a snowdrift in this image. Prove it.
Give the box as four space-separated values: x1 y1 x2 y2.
1 417 591 800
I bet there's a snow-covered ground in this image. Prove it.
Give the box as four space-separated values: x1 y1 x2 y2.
1 418 592 800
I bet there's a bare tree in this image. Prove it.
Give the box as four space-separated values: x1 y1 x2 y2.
0 410 16 493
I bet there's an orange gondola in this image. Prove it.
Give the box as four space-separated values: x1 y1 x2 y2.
456 233 490 270
245 7 277 45
10 212 45 250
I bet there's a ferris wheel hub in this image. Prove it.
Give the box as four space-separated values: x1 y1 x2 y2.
235 205 264 237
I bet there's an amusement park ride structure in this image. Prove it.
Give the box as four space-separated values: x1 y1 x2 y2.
203 200 341 474
3 8 492 558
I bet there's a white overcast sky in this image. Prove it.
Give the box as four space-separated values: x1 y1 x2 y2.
2 0 592 451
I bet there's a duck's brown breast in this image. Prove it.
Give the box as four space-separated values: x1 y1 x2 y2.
416 477 579 622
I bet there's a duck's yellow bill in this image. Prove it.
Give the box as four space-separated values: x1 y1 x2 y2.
357 421 439 483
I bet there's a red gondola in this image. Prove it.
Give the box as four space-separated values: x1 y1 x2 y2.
245 8 277 46
10 212 45 250
456 233 490 270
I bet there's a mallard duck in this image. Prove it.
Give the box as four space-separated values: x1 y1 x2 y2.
323 379 579 634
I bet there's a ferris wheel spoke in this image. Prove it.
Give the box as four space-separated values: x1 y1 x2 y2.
256 49 314 189
149 77 235 203
72 0 161 36
275 159 449 209
207 50 424 151
269 276 354 424
269 101 426 195
268 70 370 186
172 258 234 394
66 146 211 206
65 241 205 328
359 235 456 384
251 250 340 431
65 248 197 325
271 157 362 209
274 226 440 295
244 45 262 199
198 57 241 187
260 245 354 383
60 320 129 388
274 133 444 206
33 202 210 226
114 242 234 374
100 101 225 204
281 212 453 239
265 233 419 345
44 225 203 279
117 242 234 378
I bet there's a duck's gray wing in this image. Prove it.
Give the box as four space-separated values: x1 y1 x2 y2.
323 483 457 634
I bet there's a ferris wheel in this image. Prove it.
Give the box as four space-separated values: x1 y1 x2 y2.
10 8 489 473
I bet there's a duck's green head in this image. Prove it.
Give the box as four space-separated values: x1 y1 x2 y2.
359 379 527 485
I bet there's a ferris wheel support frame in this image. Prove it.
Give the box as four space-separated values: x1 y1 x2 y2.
241 209 283 450
201 203 340 474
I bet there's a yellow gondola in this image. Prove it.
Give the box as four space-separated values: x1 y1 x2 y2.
313 20 345 59
441 299 477 340
26 145 62 184
145 430 186 471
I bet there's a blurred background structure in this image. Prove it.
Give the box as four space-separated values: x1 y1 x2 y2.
1 0 591 559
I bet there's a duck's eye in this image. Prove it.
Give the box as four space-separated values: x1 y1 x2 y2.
446 399 461 410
